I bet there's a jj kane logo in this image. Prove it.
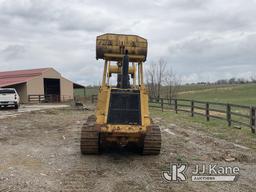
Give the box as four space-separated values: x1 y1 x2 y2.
162 163 240 182
162 163 187 182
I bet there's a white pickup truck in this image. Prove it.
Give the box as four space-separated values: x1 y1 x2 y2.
0 88 20 109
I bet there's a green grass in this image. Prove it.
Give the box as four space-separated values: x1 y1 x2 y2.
150 108 256 149
154 82 256 150
80 83 256 106
178 84 239 92
150 83 256 146
177 83 256 106
74 87 99 98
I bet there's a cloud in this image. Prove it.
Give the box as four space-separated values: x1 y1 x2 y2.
0 0 57 24
0 0 255 85
1 45 26 61
167 32 256 83
57 7 115 32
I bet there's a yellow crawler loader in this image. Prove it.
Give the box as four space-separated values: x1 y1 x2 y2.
80 33 161 155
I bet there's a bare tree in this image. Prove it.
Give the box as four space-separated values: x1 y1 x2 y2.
146 59 166 100
146 62 157 99
146 58 180 100
155 58 167 100
251 75 256 83
164 67 181 100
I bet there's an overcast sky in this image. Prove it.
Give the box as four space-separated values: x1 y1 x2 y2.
0 0 255 85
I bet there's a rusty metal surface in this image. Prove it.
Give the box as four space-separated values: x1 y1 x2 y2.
96 33 148 62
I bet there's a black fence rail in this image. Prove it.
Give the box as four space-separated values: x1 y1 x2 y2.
28 94 62 103
28 95 46 103
91 95 98 104
149 98 256 134
90 94 256 134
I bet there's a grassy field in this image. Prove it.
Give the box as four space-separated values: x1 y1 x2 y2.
157 83 256 130
77 83 256 106
150 108 256 148
74 87 99 98
177 83 256 106
178 83 240 92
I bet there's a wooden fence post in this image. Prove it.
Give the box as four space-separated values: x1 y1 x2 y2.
191 100 194 117
161 98 164 112
175 99 178 114
227 104 231 127
250 107 256 134
206 102 210 121
169 98 173 110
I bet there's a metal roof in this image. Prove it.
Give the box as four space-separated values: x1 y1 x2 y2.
0 68 85 88
0 68 50 87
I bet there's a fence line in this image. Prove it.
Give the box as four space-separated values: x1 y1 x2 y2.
91 95 98 104
90 95 256 134
149 98 256 134
28 94 72 103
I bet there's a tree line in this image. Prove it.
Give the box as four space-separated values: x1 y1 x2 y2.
187 76 256 86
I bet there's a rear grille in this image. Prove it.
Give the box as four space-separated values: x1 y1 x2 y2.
107 89 141 125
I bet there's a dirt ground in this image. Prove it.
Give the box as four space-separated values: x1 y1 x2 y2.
0 104 256 192
0 104 69 119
